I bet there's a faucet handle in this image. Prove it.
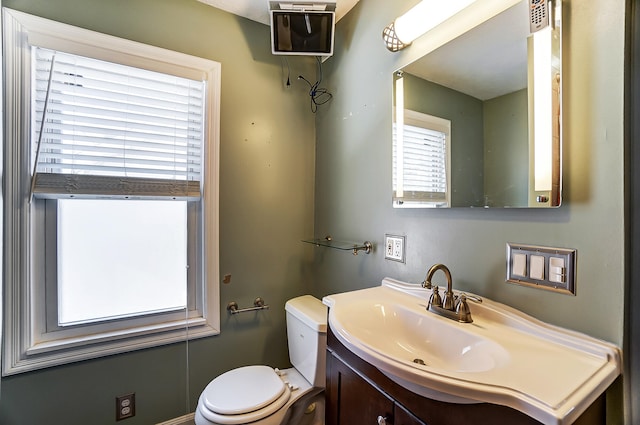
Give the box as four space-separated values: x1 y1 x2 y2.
455 295 473 323
428 286 442 308
459 293 482 303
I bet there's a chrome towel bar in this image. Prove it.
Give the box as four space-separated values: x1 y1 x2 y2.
227 297 269 315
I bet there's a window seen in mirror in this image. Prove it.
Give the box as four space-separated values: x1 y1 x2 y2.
393 109 451 208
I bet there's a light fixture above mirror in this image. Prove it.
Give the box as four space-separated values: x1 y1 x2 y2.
382 0 477 52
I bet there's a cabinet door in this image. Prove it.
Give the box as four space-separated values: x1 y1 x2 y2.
395 402 427 425
327 352 395 425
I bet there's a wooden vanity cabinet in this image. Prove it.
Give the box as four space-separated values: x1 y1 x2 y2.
325 327 606 425
326 351 396 425
326 346 424 425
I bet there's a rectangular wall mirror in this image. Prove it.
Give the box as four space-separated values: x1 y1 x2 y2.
392 0 562 208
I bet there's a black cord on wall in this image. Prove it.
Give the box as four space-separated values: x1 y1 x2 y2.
298 56 333 113
281 57 292 88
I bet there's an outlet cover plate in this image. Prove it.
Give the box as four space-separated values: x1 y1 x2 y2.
384 234 406 263
116 393 135 421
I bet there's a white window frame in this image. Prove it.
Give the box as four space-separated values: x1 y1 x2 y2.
2 8 221 375
393 109 452 208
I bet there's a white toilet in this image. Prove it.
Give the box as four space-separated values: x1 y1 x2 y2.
195 295 327 425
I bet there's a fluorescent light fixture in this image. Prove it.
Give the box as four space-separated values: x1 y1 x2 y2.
533 25 552 191
382 0 476 52
395 73 405 197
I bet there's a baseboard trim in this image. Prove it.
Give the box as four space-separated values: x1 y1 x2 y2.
156 412 195 425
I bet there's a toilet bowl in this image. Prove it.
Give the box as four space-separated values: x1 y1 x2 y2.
195 295 327 425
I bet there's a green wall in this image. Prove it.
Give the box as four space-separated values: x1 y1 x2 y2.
0 0 316 424
313 0 624 421
483 89 529 207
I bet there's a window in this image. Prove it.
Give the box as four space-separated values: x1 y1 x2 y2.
393 109 451 208
3 9 221 375
55 199 189 326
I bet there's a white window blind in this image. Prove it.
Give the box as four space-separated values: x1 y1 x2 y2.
393 111 450 205
32 48 204 199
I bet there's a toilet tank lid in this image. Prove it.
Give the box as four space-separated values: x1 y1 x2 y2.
285 295 327 332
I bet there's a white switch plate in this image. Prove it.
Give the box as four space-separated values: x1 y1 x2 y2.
384 234 405 263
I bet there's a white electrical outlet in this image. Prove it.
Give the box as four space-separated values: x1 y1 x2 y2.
384 234 405 263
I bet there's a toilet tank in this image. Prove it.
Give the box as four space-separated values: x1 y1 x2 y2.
285 295 328 388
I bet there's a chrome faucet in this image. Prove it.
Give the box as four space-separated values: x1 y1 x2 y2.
421 263 480 323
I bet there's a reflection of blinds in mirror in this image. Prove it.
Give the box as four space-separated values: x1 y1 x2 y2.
393 113 449 206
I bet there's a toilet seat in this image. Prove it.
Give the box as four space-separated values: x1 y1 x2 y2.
198 365 292 424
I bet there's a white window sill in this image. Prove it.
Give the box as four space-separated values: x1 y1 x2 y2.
4 319 218 376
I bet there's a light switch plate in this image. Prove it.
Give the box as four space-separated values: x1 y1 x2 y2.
384 234 406 263
506 243 576 295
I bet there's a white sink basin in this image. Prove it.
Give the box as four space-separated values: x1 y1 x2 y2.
323 278 621 425
341 297 510 373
